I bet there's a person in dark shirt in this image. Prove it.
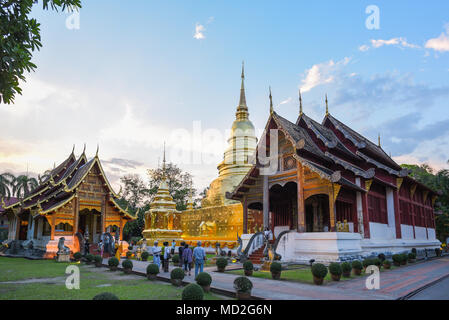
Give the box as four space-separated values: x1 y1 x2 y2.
178 241 185 268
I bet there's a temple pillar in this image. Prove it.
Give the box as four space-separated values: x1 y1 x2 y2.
50 215 55 240
328 186 336 232
243 196 248 234
393 189 402 239
296 162 305 232
361 181 370 238
263 175 269 229
386 187 396 238
101 198 106 233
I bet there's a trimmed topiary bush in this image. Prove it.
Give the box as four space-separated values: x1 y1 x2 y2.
392 254 401 266
233 276 253 299
170 267 185 286
122 259 133 273
108 257 119 271
73 252 82 261
408 252 416 262
270 262 282 280
329 262 342 281
172 254 180 264
383 259 392 269
311 263 328 285
94 255 102 267
243 261 254 276
182 283 204 300
372 258 382 268
196 272 212 292
341 262 351 277
362 258 374 269
216 257 228 272
146 263 159 280
92 292 119 300
85 254 94 264
141 251 149 261
351 260 363 275
126 251 132 259
400 253 408 265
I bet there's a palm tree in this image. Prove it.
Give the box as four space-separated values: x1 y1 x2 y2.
0 173 15 199
12 175 38 199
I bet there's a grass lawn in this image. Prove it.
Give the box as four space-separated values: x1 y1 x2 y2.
0 257 225 300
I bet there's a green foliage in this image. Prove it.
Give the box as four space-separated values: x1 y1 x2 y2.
233 276 253 293
311 263 328 278
141 251 149 261
122 259 133 270
270 262 282 273
170 267 185 280
126 251 132 258
363 258 374 268
85 254 93 262
93 255 102 263
341 262 351 273
0 0 82 104
400 253 408 262
392 254 401 263
372 258 381 267
216 257 228 269
378 253 386 262
195 272 212 286
108 257 119 267
383 259 392 266
146 263 159 275
0 173 14 198
172 254 180 264
92 292 119 300
73 252 82 261
243 260 253 271
408 252 416 260
351 260 362 270
182 283 204 300
328 262 342 276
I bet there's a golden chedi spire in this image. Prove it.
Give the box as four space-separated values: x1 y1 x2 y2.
236 61 249 121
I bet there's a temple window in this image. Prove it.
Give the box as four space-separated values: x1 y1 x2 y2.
55 223 73 232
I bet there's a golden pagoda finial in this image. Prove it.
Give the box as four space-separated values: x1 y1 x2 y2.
378 133 381 147
162 142 167 179
236 61 248 120
241 60 245 80
269 86 273 114
325 94 329 116
299 89 303 116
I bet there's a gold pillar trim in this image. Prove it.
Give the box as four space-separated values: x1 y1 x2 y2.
333 184 342 203
396 178 403 191
410 184 417 199
365 179 373 192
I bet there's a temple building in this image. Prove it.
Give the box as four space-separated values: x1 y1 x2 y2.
0 147 134 258
227 91 440 263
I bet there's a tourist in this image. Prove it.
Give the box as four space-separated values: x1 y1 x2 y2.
171 239 176 255
178 241 185 268
98 239 104 257
162 241 170 272
152 241 161 268
193 241 206 277
182 244 192 276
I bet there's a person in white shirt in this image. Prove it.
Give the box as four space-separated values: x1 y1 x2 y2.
152 241 161 269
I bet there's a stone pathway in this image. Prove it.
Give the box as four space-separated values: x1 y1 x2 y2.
102 256 449 300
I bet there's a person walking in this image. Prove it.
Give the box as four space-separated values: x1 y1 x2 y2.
182 244 193 276
163 242 170 273
152 241 161 269
178 241 185 268
193 241 206 277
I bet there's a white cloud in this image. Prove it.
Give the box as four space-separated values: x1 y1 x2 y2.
359 45 370 52
276 97 292 108
425 25 449 52
194 23 206 40
359 37 420 51
299 57 351 93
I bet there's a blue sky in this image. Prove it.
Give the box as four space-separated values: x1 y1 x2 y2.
1 1 449 192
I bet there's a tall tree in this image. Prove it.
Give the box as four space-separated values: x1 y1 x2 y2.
12 174 38 199
120 174 151 209
0 172 15 198
0 0 82 104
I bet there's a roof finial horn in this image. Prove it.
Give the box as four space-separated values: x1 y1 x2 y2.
325 94 329 116
299 89 303 116
269 86 273 114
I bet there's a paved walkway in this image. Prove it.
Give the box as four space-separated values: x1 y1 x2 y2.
103 256 449 300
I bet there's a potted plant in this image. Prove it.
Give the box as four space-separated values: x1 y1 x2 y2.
122 259 133 274
341 262 351 278
141 251 149 262
73 252 82 262
362 258 373 271
329 262 342 281
400 253 407 265
383 259 392 269
233 276 253 300
243 261 254 276
182 283 204 300
170 267 185 286
146 263 159 280
108 257 119 271
94 255 102 267
216 257 228 272
85 254 94 265
372 258 382 270
408 252 416 263
270 262 282 280
195 272 212 292
126 251 132 259
311 263 328 285
351 260 363 275
172 254 180 265
392 254 401 267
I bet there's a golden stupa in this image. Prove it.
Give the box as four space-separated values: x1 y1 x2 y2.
142 146 183 246
180 63 257 248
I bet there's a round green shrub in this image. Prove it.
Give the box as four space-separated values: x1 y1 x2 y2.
170 267 185 280
383 259 392 266
172 254 180 264
400 253 408 262
108 257 119 267
341 262 351 274
378 253 386 262
73 252 82 261
329 262 342 276
372 258 381 267
392 254 401 264
93 255 102 263
311 263 328 279
270 262 282 273
122 259 133 270
196 272 212 286
126 251 132 259
85 254 94 262
141 251 150 261
408 252 416 260
243 260 254 271
182 283 204 300
92 292 119 300
146 263 159 275
362 258 374 268
216 257 228 269
233 276 253 293
351 260 362 270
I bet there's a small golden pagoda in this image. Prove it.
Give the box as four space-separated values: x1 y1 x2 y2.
142 146 183 245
